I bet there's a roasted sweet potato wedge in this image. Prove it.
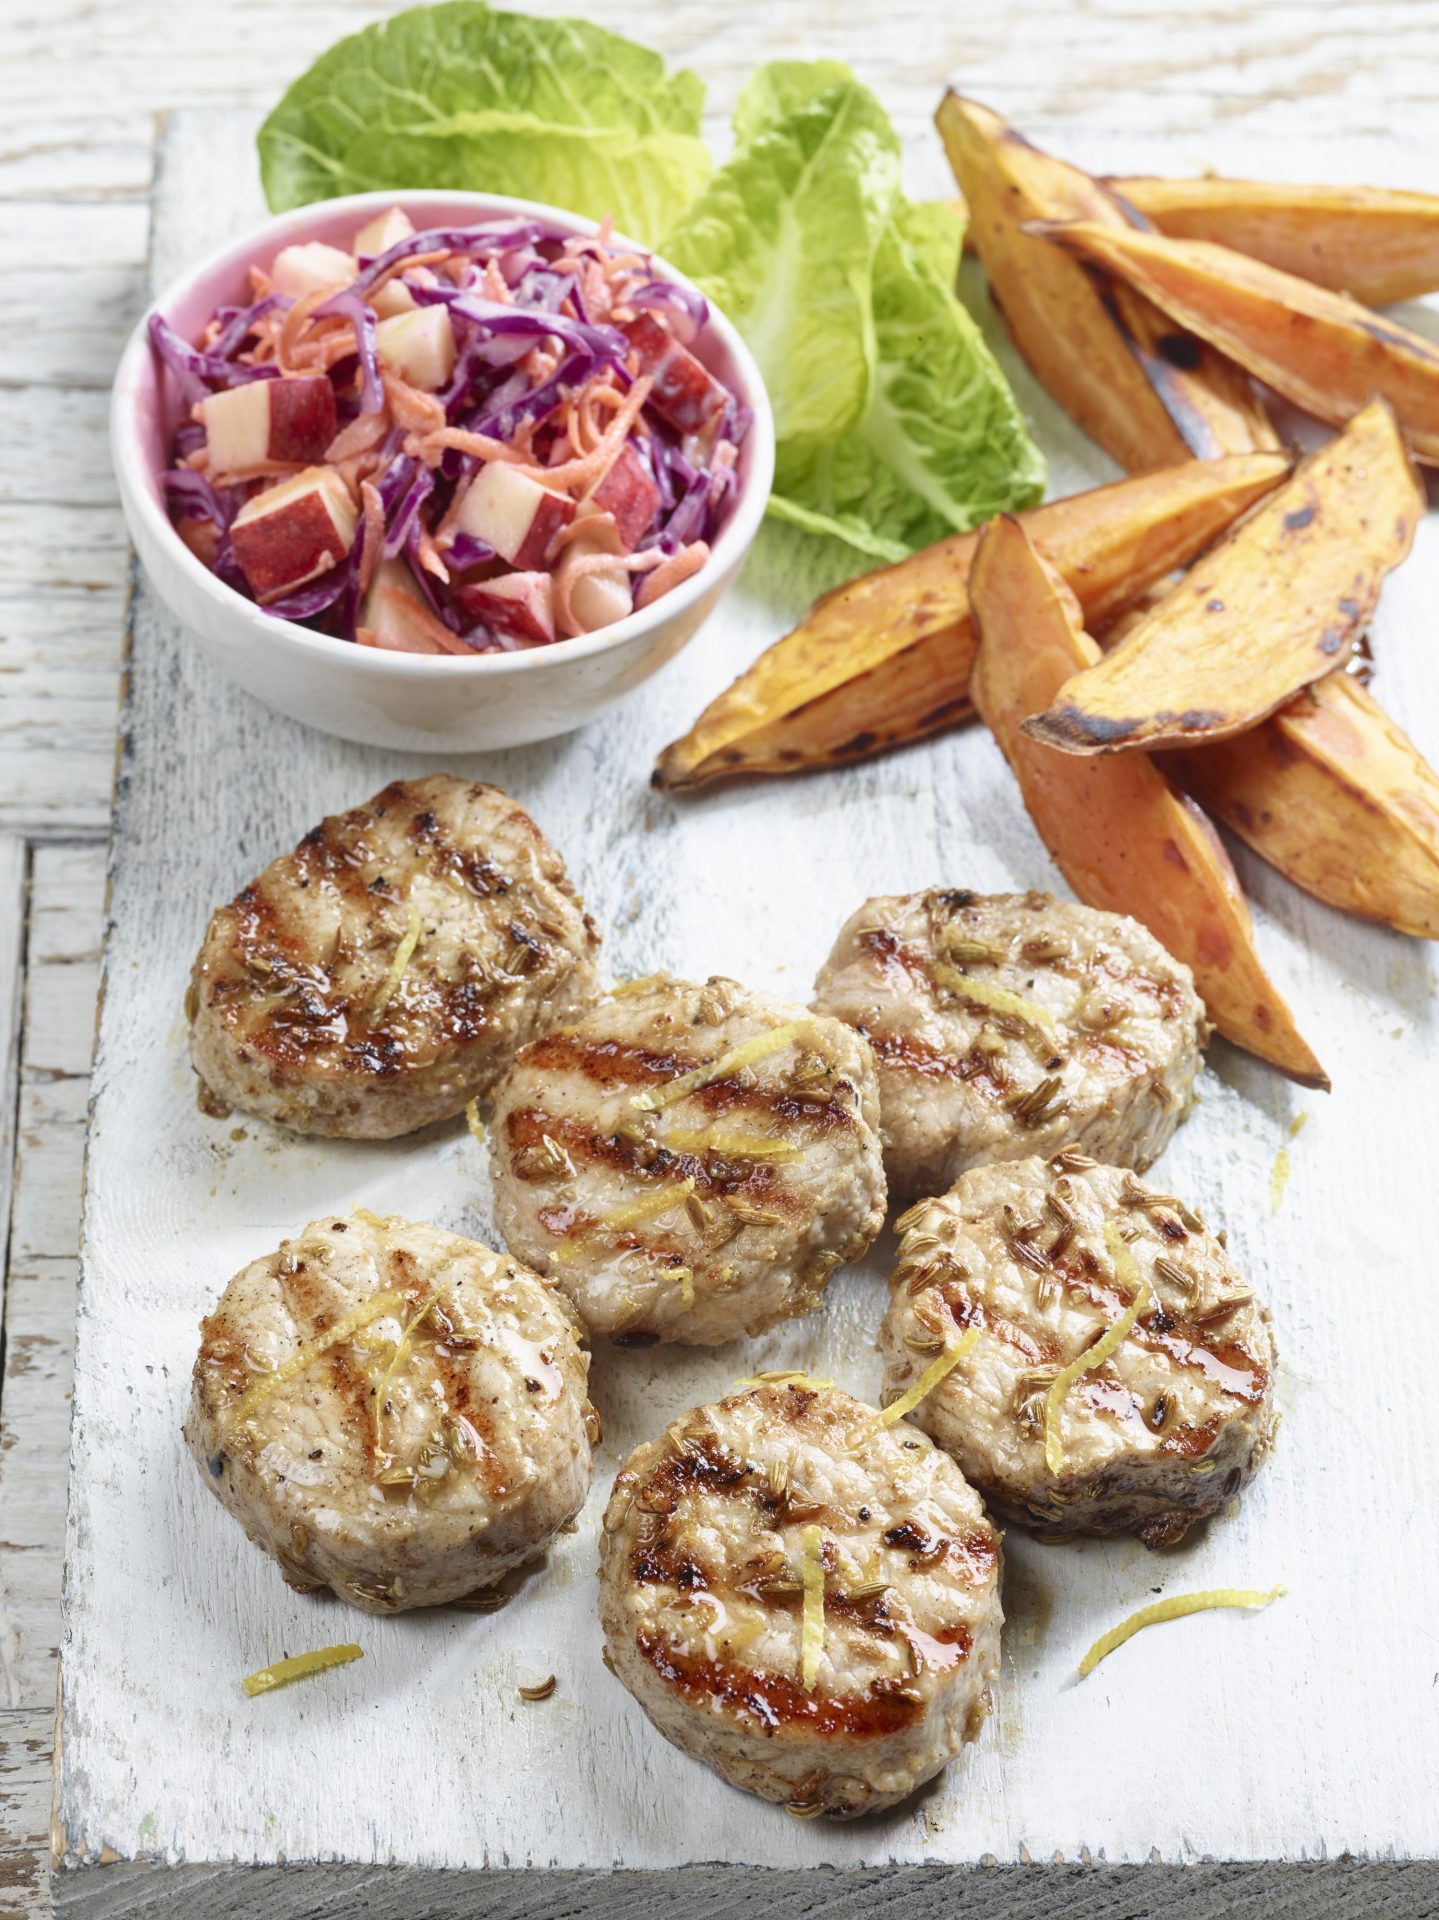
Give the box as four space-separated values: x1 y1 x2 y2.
1024 401 1422 754
935 94 1279 470
1032 218 1439 463
1166 674 1439 939
653 453 1290 790
1108 176 1439 308
969 514 1327 1087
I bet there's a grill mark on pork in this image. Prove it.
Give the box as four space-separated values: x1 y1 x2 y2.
941 1288 1060 1365
881 1518 997 1584
866 1030 966 1082
326 1338 381 1458
636 1629 926 1737
517 1031 857 1133
865 1030 1027 1107
521 1032 685 1087
1077 1033 1148 1077
860 926 936 992
1158 1416 1222 1459
503 1107 804 1214
195 1310 248 1401
429 1342 510 1500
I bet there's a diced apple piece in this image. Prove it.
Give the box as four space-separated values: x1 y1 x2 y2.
623 312 726 435
200 376 337 471
360 558 461 654
557 537 632 634
370 279 416 320
454 462 575 568
375 307 457 391
230 467 357 604
269 241 357 301
453 570 556 646
353 207 414 258
591 442 660 549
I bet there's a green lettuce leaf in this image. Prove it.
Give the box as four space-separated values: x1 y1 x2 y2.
663 75 898 455
257 1 710 246
257 23 1044 564
770 198 1047 560
666 64 1044 561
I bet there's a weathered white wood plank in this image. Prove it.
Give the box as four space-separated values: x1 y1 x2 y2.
1 843 107 1717
0 1706 55 1920
51 101 1439 1915
0 1256 77 1713
0 839 27 1317
0 844 108 1918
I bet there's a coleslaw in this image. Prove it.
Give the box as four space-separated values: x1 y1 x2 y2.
150 208 749 654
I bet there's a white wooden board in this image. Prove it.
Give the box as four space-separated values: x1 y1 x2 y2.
54 106 1439 1914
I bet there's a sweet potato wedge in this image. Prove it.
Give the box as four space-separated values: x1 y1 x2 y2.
935 94 1279 470
969 514 1327 1087
1032 217 1439 463
653 453 1290 790
1108 176 1439 308
1165 674 1439 939
1024 400 1422 755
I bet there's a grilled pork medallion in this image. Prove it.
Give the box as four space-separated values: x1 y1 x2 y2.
186 1212 597 1612
811 889 1207 1199
489 975 887 1345
187 775 600 1137
599 1380 1003 1816
878 1153 1277 1546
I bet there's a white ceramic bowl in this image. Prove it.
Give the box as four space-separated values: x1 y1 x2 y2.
111 190 774 752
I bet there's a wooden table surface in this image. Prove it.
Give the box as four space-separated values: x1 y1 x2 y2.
4 2 1439 1913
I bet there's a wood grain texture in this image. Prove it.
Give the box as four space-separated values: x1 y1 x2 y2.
0 846 107 1920
48 98 1439 1914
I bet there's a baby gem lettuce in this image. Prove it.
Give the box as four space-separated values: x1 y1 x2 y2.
257 1 712 247
259 8 1045 563
666 63 1045 558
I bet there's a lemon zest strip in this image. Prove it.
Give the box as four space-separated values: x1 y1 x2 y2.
372 1285 446 1452
243 1644 363 1697
1044 1224 1150 1475
370 903 422 1020
664 1128 803 1163
631 1021 810 1113
799 1524 826 1690
232 1288 410 1421
1078 1585 1287 1679
931 962 1057 1033
600 1177 696 1235
1270 1146 1291 1212
880 1327 980 1426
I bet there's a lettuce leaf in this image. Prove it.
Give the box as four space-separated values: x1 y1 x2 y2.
663 74 898 457
257 2 710 246
665 64 1045 561
769 199 1047 560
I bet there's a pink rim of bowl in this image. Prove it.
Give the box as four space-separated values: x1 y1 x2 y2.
111 189 776 753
